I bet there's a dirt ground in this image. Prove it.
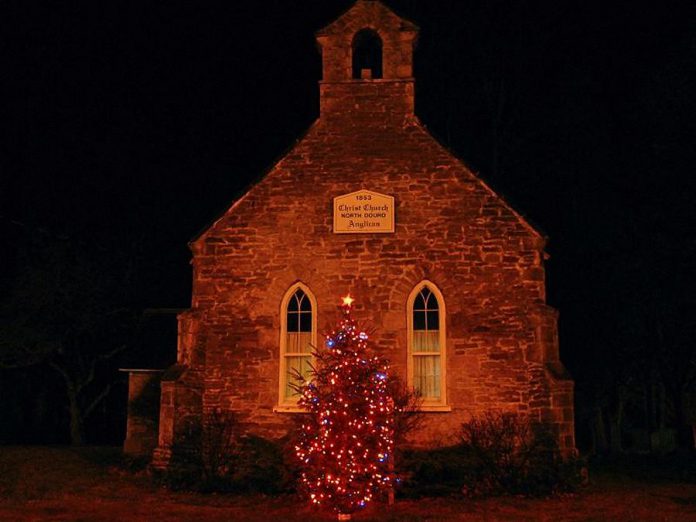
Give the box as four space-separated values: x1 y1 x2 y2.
1 447 695 521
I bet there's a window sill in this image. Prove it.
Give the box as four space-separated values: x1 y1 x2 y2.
417 404 452 412
273 405 308 413
275 405 451 413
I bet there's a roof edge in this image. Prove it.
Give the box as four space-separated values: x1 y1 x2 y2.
411 116 548 243
315 0 419 37
189 120 320 248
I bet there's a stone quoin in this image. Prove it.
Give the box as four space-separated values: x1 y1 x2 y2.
134 0 576 468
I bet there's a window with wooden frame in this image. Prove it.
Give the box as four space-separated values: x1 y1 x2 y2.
407 282 448 410
278 283 316 409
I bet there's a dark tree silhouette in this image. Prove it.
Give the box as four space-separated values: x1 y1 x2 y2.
0 232 139 445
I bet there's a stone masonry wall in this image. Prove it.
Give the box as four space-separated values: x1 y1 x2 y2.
156 0 575 461
178 81 574 452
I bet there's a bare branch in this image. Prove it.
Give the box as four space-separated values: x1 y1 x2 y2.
0 359 42 370
82 344 128 390
97 343 128 362
48 361 72 387
84 383 113 419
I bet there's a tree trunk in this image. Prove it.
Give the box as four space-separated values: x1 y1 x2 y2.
592 408 608 454
658 384 667 430
67 388 84 446
609 420 622 454
608 390 625 454
672 389 693 450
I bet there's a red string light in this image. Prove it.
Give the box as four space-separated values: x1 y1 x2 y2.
294 296 395 517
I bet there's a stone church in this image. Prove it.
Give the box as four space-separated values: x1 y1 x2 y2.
129 0 575 466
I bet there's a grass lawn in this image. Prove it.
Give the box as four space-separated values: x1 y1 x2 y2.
1 447 695 521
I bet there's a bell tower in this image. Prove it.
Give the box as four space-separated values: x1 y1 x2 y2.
315 0 419 117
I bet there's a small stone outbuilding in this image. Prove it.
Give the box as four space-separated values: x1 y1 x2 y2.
144 0 575 468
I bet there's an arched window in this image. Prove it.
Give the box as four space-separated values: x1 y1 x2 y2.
408 282 447 407
278 283 317 407
352 28 383 79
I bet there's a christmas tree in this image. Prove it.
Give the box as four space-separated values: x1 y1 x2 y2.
294 296 395 520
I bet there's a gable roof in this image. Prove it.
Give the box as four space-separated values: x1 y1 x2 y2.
188 122 319 247
315 0 418 37
190 1 546 248
190 115 547 249
417 120 548 242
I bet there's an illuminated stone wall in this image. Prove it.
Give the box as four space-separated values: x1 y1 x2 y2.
153 1 575 468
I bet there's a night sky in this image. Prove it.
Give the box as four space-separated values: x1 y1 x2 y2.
2 0 695 445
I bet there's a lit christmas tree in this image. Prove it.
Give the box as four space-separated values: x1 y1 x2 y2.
294 296 395 520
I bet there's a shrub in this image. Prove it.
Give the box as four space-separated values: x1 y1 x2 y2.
398 446 475 498
154 409 237 491
399 413 584 498
154 410 292 493
388 374 425 477
153 415 204 490
389 374 425 448
200 409 241 490
459 412 584 497
231 435 294 493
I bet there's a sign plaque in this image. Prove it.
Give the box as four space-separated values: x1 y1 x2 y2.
333 190 395 234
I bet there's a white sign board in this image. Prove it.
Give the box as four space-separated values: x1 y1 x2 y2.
333 190 395 234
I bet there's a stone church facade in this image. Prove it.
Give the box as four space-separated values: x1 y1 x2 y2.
148 0 575 467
